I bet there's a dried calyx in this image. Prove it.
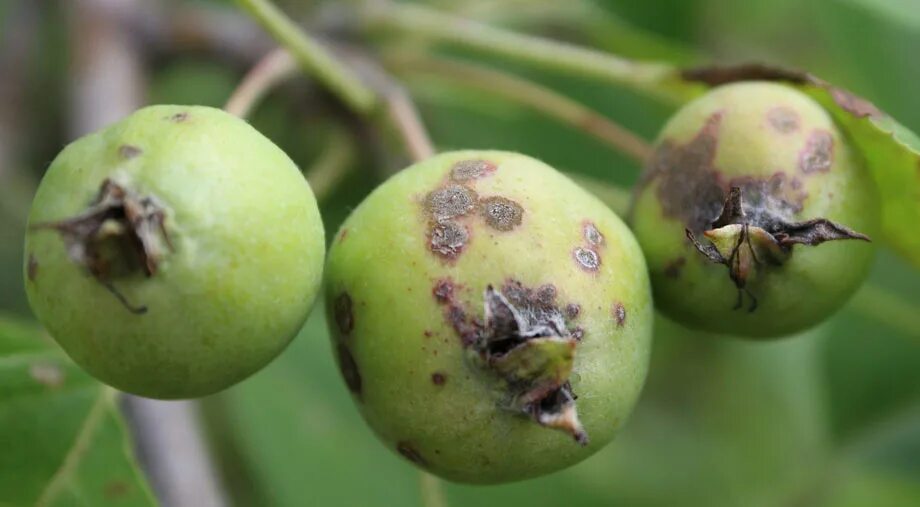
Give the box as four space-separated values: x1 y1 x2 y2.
443 281 588 444
32 179 172 313
686 186 869 311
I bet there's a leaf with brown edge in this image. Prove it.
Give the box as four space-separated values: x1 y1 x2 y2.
680 62 920 268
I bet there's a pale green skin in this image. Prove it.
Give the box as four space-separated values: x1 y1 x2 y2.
325 151 653 484
631 82 879 338
24 105 324 399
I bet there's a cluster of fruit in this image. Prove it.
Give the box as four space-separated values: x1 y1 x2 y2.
23 82 878 483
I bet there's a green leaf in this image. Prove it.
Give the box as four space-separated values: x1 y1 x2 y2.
0 315 156 507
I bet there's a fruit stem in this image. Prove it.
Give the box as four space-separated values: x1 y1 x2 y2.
419 472 449 507
386 53 652 165
235 0 377 114
363 0 695 104
224 48 298 118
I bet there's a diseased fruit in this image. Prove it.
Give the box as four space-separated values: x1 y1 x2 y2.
630 82 879 338
324 151 653 484
24 105 324 399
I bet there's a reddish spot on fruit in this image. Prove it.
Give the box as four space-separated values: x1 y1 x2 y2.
397 441 427 465
428 220 469 259
425 185 478 221
27 254 38 282
118 144 142 159
583 222 604 246
800 130 834 174
431 372 446 385
766 106 800 133
613 303 626 328
451 159 497 181
479 196 524 231
573 247 600 272
336 343 362 396
433 279 455 303
334 292 354 335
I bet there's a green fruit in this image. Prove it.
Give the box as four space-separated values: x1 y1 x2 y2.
630 82 879 338
24 105 324 399
324 151 653 484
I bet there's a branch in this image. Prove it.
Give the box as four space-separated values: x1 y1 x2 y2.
387 54 651 165
225 48 298 118
364 0 694 104
236 0 377 114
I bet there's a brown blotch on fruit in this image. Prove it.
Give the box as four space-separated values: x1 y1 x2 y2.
429 220 469 259
767 107 800 133
830 88 882 119
118 144 142 159
479 196 523 232
336 343 362 396
451 159 497 181
397 442 426 465
27 254 38 281
800 130 834 174
338 228 348 243
433 279 455 303
334 292 354 335
573 247 600 271
431 372 446 385
583 222 604 246
425 184 478 221
648 112 727 232
613 303 626 328
565 303 581 319
663 257 686 278
30 179 174 314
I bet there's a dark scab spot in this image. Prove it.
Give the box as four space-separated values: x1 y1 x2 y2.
425 185 477 220
429 220 469 259
432 279 454 304
573 247 600 271
565 304 581 319
338 228 349 243
336 343 362 396
451 159 496 181
397 442 426 465
649 113 727 232
767 107 800 133
168 112 189 123
431 372 446 385
118 144 142 159
663 257 686 278
479 196 523 232
27 254 38 281
583 222 604 246
800 130 834 174
334 292 354 335
536 284 557 306
613 303 626 328
571 327 585 340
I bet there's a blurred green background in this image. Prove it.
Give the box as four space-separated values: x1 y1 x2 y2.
1 0 918 506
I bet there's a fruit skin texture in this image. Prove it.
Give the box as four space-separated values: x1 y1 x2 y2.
24 105 324 399
630 82 879 338
324 151 653 484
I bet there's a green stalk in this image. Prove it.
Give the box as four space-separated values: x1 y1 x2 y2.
236 0 377 113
